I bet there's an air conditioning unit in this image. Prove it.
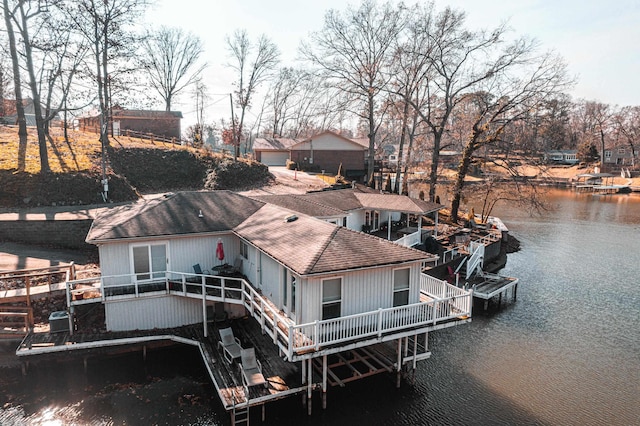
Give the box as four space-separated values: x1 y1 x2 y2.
49 311 69 334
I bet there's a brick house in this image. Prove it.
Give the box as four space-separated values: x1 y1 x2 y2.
254 131 367 179
78 107 183 139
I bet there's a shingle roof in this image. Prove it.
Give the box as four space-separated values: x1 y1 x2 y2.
234 204 432 275
250 194 347 218
87 190 434 275
86 191 264 242
253 137 298 151
353 192 442 214
260 188 443 215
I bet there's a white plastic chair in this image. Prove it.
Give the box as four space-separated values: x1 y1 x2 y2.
218 327 242 364
240 347 267 388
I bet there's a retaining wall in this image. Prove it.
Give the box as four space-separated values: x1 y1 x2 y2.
0 219 93 250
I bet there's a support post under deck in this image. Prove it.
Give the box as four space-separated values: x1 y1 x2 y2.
396 338 402 388
322 355 328 410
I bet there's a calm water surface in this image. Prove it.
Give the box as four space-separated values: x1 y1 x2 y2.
1 189 639 425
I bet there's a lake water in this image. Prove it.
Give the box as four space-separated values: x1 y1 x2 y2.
1 189 639 425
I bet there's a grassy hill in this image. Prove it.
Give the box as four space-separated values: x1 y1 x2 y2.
0 126 273 208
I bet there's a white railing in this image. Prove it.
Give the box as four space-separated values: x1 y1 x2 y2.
395 230 422 247
65 270 471 361
465 243 485 280
288 275 472 357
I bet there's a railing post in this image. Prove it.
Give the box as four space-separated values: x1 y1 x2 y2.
377 308 383 338
314 320 320 351
288 325 294 360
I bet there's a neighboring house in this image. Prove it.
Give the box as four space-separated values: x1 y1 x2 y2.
604 145 636 167
253 185 443 242
252 137 297 166
0 98 37 126
254 131 368 179
545 150 579 165
78 107 183 139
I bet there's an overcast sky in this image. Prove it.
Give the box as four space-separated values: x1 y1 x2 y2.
148 0 639 126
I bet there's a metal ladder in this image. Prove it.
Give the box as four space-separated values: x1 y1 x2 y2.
232 405 249 426
231 389 250 426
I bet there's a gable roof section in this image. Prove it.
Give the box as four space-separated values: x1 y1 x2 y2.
250 194 347 218
353 193 442 214
234 203 431 275
112 109 183 119
291 131 367 151
253 137 298 151
262 188 443 216
296 189 364 212
86 191 264 242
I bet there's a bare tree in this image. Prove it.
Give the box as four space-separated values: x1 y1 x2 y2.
9 0 51 172
449 46 571 221
225 29 280 158
613 106 639 165
265 67 304 137
401 7 518 201
140 26 206 112
62 0 149 199
301 0 405 187
1 0 27 171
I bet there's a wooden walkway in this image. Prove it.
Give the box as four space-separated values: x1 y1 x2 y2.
16 318 308 412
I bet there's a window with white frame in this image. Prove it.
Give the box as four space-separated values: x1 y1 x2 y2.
132 243 167 281
618 147 626 155
393 268 410 307
322 277 342 320
240 241 248 259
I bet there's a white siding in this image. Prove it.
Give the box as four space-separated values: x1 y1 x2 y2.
105 295 202 331
302 263 422 323
346 211 365 232
243 244 258 285
258 253 282 302
170 234 238 273
99 244 130 277
98 234 239 281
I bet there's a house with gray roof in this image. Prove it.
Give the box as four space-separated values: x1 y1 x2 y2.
252 186 443 244
85 190 457 331
58 189 473 420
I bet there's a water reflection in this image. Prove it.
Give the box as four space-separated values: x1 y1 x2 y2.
2 189 639 425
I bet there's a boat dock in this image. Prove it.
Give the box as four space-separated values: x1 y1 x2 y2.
468 273 519 310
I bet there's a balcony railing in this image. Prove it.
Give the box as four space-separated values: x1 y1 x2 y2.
65 271 471 360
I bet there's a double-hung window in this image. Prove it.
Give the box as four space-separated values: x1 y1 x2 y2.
322 278 342 320
132 243 167 281
393 268 410 307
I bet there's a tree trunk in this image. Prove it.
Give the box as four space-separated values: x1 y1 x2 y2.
427 130 443 202
3 0 28 172
366 92 376 188
450 134 479 222
394 101 410 194
17 2 49 174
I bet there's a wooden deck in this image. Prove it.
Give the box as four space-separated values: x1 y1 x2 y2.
16 318 309 411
